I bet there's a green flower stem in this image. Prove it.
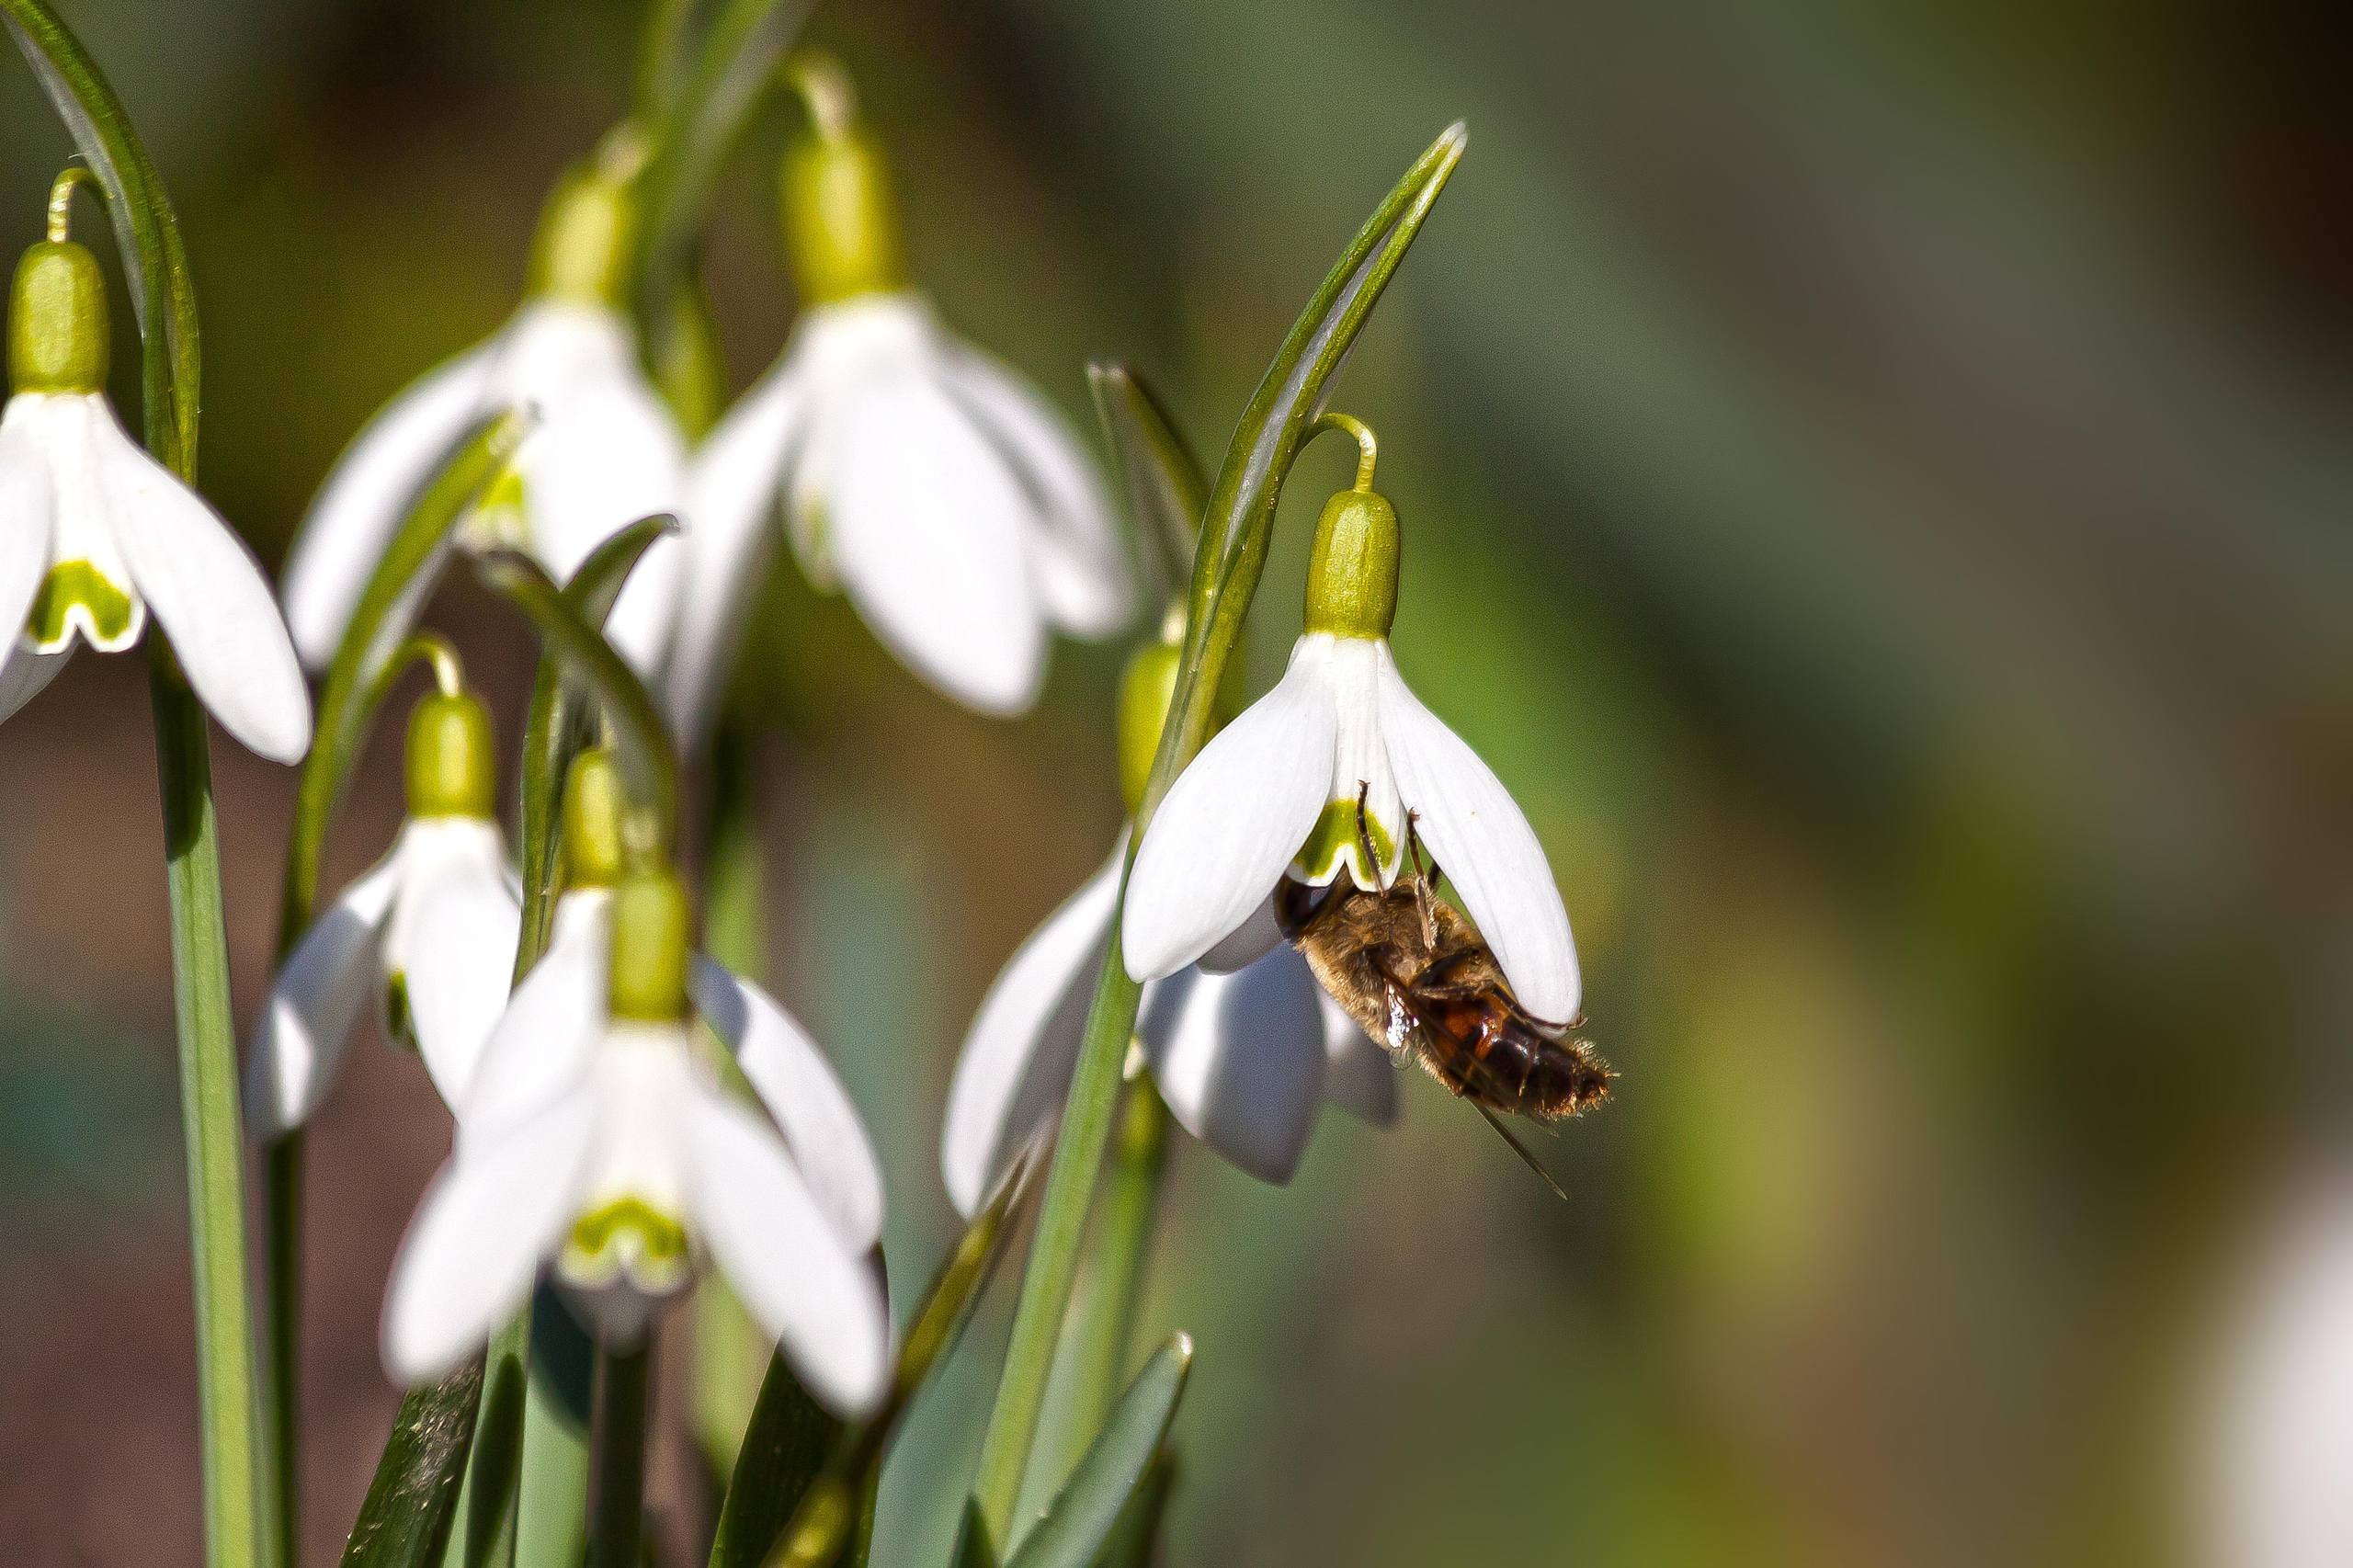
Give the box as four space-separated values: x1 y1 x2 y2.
153 657 274 1568
1060 1084 1168 1452
586 1344 654 1568
967 123 1467 1554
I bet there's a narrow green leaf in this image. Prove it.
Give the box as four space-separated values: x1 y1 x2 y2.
949 1501 1003 1568
339 1363 489 1568
631 0 814 364
1001 1338 1191 1568
1086 364 1207 608
1088 1450 1175 1568
709 1356 842 1568
511 514 680 954
0 0 199 471
756 1159 1035 1568
474 532 680 857
969 125 1466 1550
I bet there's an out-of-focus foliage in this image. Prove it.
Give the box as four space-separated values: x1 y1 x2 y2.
0 1 2344 1564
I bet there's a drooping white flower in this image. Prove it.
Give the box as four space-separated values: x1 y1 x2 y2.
381 868 889 1417
1121 479 1581 1028
0 233 310 762
245 684 517 1139
665 109 1128 736
279 163 685 674
941 835 1395 1219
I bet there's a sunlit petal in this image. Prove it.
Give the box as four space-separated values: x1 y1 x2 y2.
0 404 56 655
1123 638 1337 982
457 890 608 1148
243 849 403 1141
1142 949 1326 1185
404 830 524 1109
1376 644 1580 1025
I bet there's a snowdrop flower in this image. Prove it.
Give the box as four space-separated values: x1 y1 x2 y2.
381 861 890 1417
942 641 1394 1218
666 67 1130 736
280 153 686 674
1121 427 1581 1030
245 666 518 1139
0 179 310 762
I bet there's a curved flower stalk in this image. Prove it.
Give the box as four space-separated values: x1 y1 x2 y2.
667 59 1131 736
245 659 519 1139
1123 420 1582 1032
0 174 310 762
943 637 1397 1218
381 858 891 1420
280 148 687 675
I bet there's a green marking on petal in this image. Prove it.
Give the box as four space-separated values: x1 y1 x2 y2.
1294 797 1397 885
563 1197 692 1286
28 559 136 650
382 971 415 1051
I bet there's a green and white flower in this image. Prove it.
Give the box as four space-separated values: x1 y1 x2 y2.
280 155 685 674
942 831 1395 1219
1121 471 1582 1028
245 681 518 1139
0 222 310 763
381 866 889 1417
666 78 1128 734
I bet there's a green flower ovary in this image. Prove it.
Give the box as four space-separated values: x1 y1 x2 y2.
28 560 136 649
563 1196 691 1286
1294 797 1397 885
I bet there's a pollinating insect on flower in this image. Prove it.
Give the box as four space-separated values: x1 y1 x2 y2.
245 643 519 1138
381 829 891 1417
665 56 1131 736
942 633 1396 1218
1122 417 1607 1131
280 137 687 675
0 168 312 763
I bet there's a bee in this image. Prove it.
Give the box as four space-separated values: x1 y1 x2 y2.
1276 791 1610 1185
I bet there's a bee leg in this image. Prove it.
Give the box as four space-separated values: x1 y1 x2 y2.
1404 810 1439 947
1350 778 1387 891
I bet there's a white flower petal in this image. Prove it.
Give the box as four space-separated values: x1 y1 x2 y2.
96 408 313 763
1376 645 1581 1025
519 385 687 675
1122 638 1338 982
828 371 1044 715
243 850 403 1141
282 340 495 668
1317 990 1399 1125
457 892 608 1149
683 1086 892 1419
406 849 524 1110
1141 949 1327 1185
688 956 884 1252
0 406 56 648
665 358 810 744
1308 636 1405 889
940 845 1123 1219
380 1086 600 1383
935 347 1131 639
1196 892 1286 975
0 642 70 726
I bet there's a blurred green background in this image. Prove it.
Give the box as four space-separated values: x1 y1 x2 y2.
0 1 2346 1563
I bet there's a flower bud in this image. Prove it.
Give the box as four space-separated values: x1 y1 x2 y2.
1301 487 1401 640
780 130 904 307
527 167 637 308
563 747 628 890
404 689 497 818
8 240 108 394
1115 640 1181 818
608 865 692 1022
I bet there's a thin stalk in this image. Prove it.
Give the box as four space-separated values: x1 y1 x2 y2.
1062 1083 1168 1448
587 1344 654 1568
265 1131 302 1558
152 658 274 1568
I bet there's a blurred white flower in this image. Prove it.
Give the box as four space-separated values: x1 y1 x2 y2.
244 687 517 1138
0 236 309 763
1121 481 1579 1028
279 167 685 674
941 835 1395 1218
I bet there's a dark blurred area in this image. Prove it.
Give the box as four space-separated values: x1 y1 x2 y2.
1 1 2347 1563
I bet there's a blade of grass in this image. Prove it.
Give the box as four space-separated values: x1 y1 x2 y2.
338 1361 491 1568
995 1336 1191 1568
966 123 1467 1555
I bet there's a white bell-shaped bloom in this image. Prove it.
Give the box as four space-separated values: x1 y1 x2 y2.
244 814 519 1140
383 881 889 1416
0 391 311 762
381 1015 890 1417
941 836 1396 1219
1123 631 1580 1026
281 297 685 674
669 290 1130 734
